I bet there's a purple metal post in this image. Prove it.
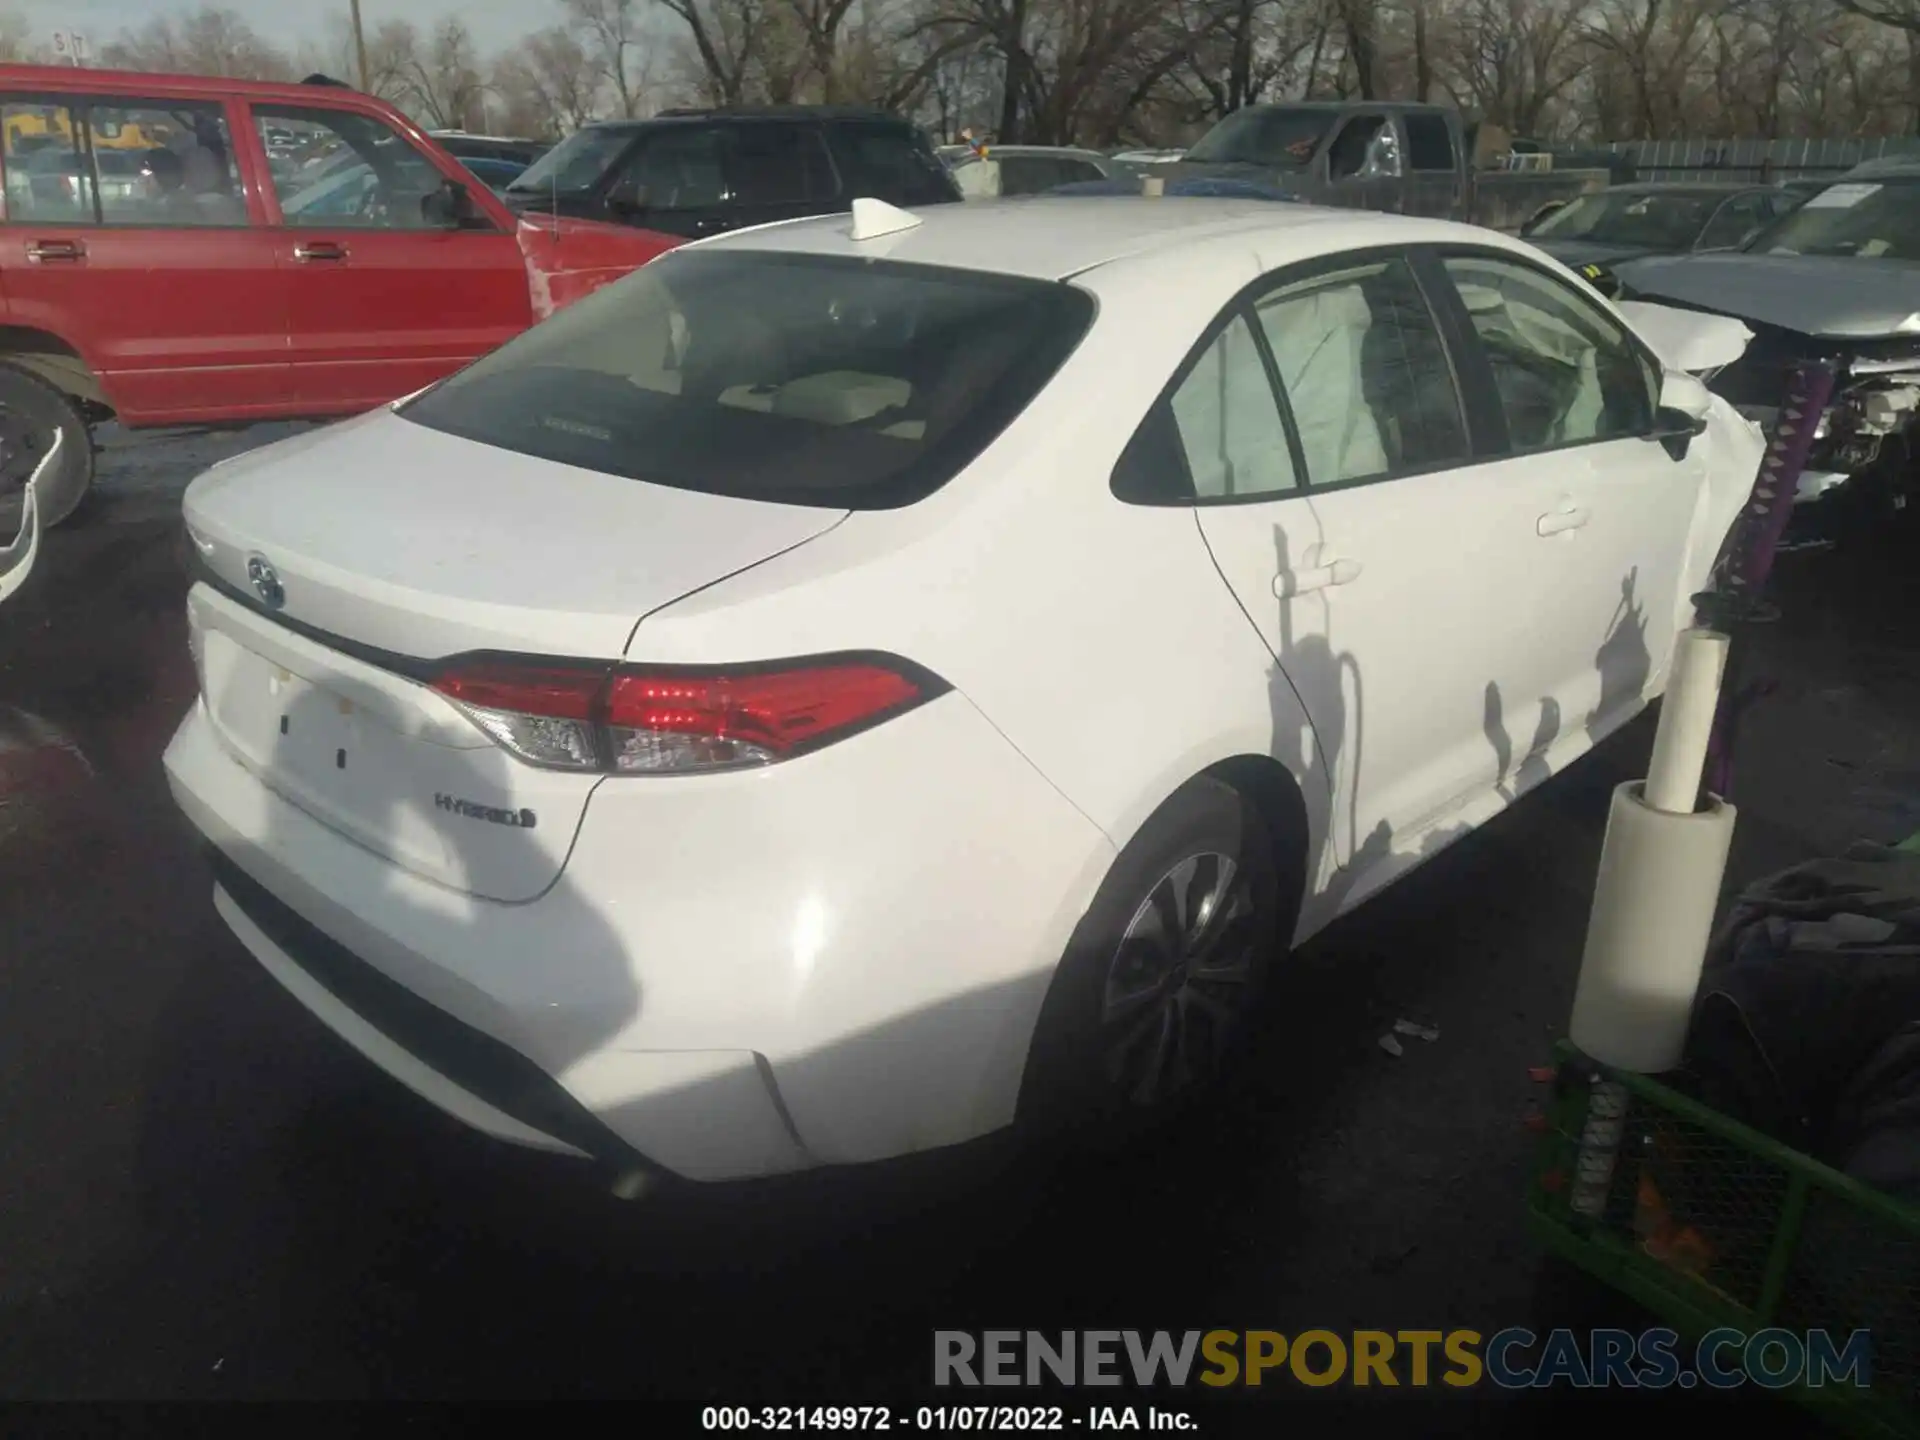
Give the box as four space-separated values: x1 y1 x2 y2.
1696 359 1839 799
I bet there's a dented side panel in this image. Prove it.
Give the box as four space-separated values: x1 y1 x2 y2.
514 215 682 322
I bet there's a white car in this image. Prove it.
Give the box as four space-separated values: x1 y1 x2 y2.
164 196 1763 1185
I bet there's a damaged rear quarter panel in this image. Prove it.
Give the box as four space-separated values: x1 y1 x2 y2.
515 215 682 321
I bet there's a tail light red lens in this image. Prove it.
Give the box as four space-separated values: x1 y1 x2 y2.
430 654 942 775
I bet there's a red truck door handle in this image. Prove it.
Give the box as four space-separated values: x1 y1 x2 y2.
25 239 84 262
292 241 347 262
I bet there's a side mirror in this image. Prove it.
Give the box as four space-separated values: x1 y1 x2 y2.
1650 372 1712 460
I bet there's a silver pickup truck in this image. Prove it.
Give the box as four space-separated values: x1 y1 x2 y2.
1155 101 1606 232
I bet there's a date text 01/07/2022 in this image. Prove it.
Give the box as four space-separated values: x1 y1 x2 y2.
700 1405 1199 1431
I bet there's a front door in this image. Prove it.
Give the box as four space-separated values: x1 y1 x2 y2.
247 101 529 414
1431 250 1700 742
1322 113 1401 214
1188 252 1570 914
605 123 839 241
0 93 288 424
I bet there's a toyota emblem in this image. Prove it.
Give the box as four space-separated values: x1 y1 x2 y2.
246 554 285 610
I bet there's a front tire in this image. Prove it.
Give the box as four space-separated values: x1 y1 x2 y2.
1020 777 1286 1138
0 364 94 529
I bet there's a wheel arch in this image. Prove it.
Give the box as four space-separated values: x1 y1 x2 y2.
0 325 110 416
1204 753 1313 937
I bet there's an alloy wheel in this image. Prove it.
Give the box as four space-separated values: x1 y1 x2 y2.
1100 851 1258 1106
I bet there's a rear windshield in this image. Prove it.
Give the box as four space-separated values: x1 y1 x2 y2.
399 250 1094 509
506 126 635 196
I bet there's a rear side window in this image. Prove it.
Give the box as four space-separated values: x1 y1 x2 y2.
830 123 958 205
93 100 244 226
401 250 1093 509
1 96 242 226
2 101 91 223
1167 314 1299 499
1405 114 1454 172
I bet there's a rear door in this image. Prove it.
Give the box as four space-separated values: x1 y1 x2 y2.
245 99 530 414
1322 112 1400 214
0 91 289 423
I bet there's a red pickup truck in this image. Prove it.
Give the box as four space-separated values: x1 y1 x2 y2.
0 66 675 526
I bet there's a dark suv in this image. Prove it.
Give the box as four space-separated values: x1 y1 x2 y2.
502 107 960 239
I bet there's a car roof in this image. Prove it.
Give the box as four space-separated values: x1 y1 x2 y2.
1844 157 1920 178
0 62 388 105
591 106 912 132
692 195 1498 281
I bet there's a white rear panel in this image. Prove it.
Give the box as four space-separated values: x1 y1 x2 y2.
190 584 598 902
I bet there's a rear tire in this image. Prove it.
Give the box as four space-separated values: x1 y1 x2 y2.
0 364 94 529
1019 777 1287 1141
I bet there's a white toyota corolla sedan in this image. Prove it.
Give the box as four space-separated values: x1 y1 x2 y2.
165 196 1764 1185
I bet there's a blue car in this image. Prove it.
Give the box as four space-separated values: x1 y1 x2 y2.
459 155 530 195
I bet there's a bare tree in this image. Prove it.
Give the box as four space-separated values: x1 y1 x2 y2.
496 26 603 133
358 19 427 106
566 0 649 116
650 0 772 106
1440 0 1583 137
0 9 36 63
101 5 291 78
400 17 489 129
1334 0 1380 98
1834 0 1920 30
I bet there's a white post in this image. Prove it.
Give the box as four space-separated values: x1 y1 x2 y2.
1567 626 1738 1073
1644 628 1729 815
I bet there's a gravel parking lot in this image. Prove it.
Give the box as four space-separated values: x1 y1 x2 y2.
2 423 1916 1429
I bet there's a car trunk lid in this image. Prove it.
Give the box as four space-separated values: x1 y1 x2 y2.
182 411 847 900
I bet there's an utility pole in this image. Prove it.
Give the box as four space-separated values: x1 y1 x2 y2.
350 0 370 91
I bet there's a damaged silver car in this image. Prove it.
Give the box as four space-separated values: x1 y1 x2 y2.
1608 163 1920 527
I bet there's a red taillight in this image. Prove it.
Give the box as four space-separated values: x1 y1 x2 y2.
430 655 939 775
433 663 603 720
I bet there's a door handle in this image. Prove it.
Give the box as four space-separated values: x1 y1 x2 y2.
1536 505 1591 537
25 239 84 262
292 241 347 262
1273 557 1363 598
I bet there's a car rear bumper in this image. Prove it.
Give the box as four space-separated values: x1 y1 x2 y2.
164 686 1112 1181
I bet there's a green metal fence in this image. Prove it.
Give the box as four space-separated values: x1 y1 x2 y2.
1528 1038 1920 1437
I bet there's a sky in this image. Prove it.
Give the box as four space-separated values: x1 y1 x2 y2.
15 0 572 59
